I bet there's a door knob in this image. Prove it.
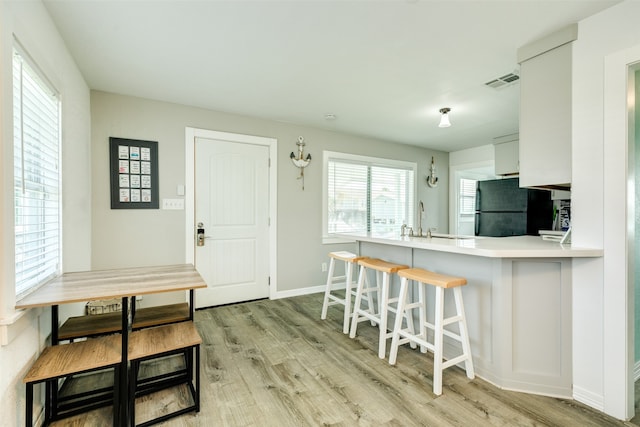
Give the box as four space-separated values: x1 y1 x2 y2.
196 222 205 246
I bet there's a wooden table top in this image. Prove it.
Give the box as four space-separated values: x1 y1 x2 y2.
15 264 207 309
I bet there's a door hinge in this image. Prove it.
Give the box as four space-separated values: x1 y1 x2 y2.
268 276 271 286
268 158 271 167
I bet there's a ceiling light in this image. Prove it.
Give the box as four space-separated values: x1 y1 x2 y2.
324 113 336 121
439 108 451 128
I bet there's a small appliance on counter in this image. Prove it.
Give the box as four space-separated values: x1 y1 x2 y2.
475 178 553 237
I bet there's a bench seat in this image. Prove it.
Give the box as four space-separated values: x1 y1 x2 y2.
128 321 202 427
23 334 122 426
58 302 190 341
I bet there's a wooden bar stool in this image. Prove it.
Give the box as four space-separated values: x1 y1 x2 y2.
388 268 475 395
349 258 413 359
321 251 372 334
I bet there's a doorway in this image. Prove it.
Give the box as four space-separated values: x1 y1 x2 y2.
185 128 277 308
448 162 494 236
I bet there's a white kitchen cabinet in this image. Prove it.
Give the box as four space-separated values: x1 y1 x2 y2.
494 139 519 176
518 25 576 189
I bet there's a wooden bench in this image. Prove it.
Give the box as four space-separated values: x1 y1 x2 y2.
23 334 122 426
128 321 202 427
58 302 190 342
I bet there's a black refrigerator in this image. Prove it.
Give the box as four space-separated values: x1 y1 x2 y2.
475 178 553 237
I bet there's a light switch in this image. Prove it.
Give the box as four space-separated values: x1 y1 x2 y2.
162 198 184 210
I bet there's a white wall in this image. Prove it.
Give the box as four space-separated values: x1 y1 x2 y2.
572 0 640 419
90 91 449 302
0 1 91 425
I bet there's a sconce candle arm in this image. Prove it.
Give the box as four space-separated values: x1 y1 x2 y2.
427 156 439 188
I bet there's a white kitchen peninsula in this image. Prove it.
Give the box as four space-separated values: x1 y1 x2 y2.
336 232 602 398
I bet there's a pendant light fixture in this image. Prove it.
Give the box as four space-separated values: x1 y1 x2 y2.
438 107 451 128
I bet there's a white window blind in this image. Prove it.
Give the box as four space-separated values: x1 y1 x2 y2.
459 178 477 215
13 48 61 298
325 152 415 239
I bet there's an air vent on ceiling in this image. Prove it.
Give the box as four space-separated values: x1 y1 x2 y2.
485 72 520 89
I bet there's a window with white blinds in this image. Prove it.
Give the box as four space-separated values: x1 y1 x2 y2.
459 178 477 215
13 47 61 298
323 151 415 241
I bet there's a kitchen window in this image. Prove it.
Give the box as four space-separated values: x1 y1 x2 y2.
13 46 61 299
323 151 416 243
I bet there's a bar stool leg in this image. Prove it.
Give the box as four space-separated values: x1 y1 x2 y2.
358 272 375 325
349 265 367 338
402 291 417 350
418 282 428 353
320 257 337 320
454 287 475 379
378 272 390 359
388 276 410 365
342 261 353 334
433 286 445 395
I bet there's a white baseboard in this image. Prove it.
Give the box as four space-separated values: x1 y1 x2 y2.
272 279 348 300
573 385 604 413
272 285 325 300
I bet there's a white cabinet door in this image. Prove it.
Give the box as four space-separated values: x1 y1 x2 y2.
494 140 519 176
519 43 572 188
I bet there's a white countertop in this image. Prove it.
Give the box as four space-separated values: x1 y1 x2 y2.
334 232 603 258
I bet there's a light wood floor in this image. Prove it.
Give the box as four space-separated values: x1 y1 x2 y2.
50 293 638 426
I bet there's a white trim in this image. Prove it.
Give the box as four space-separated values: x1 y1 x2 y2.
602 46 640 420
185 127 278 300
573 385 605 413
322 150 417 243
272 285 325 300
635 360 640 381
0 307 42 346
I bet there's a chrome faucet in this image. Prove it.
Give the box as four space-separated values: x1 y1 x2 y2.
417 201 424 237
401 224 413 237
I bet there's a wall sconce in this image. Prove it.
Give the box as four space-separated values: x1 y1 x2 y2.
438 107 451 128
290 136 311 190
427 156 438 188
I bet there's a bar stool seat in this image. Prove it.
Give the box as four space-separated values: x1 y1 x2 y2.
349 258 414 359
388 268 474 395
321 251 373 334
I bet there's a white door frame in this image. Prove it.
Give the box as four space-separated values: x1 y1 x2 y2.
602 46 640 419
185 127 278 300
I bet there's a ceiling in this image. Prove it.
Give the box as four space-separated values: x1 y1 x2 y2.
42 0 620 152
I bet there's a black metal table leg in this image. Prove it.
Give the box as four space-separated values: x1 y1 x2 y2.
25 382 33 427
121 296 130 426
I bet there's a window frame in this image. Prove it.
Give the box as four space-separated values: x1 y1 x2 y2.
322 151 417 244
13 43 62 300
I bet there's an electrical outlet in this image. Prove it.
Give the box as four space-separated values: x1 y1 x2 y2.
321 262 327 272
162 198 184 210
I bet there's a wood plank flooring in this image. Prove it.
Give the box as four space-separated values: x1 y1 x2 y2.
50 293 638 426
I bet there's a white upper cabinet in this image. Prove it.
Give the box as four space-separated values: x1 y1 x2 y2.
494 136 519 176
518 25 577 189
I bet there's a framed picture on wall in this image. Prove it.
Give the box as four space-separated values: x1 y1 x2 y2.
109 137 159 209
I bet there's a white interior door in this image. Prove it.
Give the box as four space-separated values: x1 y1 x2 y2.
194 136 270 308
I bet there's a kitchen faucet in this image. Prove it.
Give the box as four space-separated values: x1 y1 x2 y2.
417 201 424 237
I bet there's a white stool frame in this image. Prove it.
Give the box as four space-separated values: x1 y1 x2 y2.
389 274 475 395
321 252 375 334
349 260 415 359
